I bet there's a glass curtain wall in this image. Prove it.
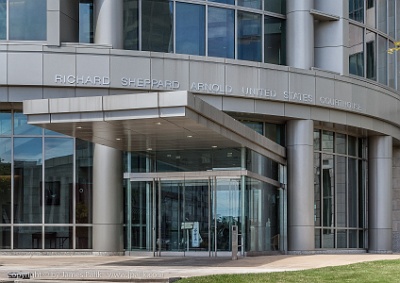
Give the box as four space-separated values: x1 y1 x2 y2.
0 110 93 250
348 0 397 90
0 0 47 40
122 0 285 63
313 129 367 249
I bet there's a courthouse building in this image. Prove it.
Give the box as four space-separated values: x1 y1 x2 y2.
1 0 400 255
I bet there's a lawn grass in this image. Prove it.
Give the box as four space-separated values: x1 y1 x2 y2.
177 259 400 283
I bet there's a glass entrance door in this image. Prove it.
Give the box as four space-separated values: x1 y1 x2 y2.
126 171 283 255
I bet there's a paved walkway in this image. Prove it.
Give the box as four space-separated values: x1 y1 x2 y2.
0 253 400 282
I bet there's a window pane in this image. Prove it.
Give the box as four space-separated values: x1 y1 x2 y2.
79 1 93 43
314 153 321 227
335 133 346 155
366 0 375 28
264 0 284 14
388 41 395 89
376 0 387 33
208 7 234 59
366 31 376 80
388 0 395 38
14 112 42 135
14 138 43 224
176 3 205 56
314 129 321 151
0 226 11 248
76 227 92 249
14 226 42 249
9 0 47 40
264 16 285 65
0 111 11 135
337 229 347 248
44 138 73 224
322 154 334 228
142 0 173 52
336 156 347 228
322 228 334 248
377 35 387 85
241 121 263 135
238 0 261 9
45 226 72 249
348 158 358 228
0 138 12 224
349 0 364 22
349 24 364 77
0 0 5 40
348 135 357 156
124 0 138 50
322 131 334 152
238 12 261 62
76 139 93 224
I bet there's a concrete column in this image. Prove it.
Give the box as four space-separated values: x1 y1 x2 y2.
369 136 392 253
93 144 123 253
286 0 314 69
287 120 314 252
94 0 123 48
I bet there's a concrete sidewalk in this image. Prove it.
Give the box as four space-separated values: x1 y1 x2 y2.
0 253 400 282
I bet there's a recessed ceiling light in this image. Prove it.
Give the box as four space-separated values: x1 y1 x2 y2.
156 122 162 125
116 138 121 141
77 126 82 129
147 147 152 151
212 145 218 148
187 135 193 138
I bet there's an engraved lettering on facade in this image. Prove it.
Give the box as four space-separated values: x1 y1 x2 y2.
283 91 313 103
319 97 362 111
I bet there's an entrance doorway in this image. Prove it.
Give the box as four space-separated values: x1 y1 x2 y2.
125 171 284 256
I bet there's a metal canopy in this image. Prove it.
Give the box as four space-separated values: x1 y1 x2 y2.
23 91 286 164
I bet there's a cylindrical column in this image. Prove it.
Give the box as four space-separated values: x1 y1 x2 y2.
94 0 124 48
369 136 392 253
93 144 123 253
286 0 314 69
287 120 314 252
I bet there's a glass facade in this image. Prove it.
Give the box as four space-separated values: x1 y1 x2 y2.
122 0 286 63
314 129 366 249
0 110 93 250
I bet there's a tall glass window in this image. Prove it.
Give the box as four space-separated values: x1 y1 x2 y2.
377 35 387 85
376 0 387 33
388 0 395 38
79 0 93 43
124 0 138 50
264 16 284 65
142 0 173 52
366 30 376 80
0 0 5 40
176 3 205 56
9 0 46 40
314 129 366 249
208 7 234 59
349 24 364 77
238 11 261 62
0 110 93 250
14 137 43 224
